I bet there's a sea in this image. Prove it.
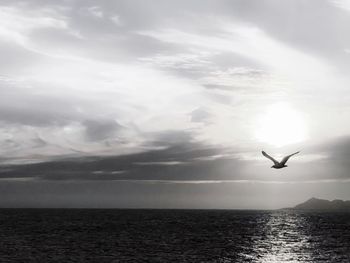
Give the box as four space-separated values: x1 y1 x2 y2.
0 209 349 262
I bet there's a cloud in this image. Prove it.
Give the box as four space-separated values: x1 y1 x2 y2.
1 0 350 208
83 119 124 141
86 6 104 18
0 0 349 185
330 0 350 12
0 135 349 184
310 136 350 167
190 107 212 124
0 132 243 182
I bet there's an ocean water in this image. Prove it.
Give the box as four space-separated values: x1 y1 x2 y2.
0 209 349 262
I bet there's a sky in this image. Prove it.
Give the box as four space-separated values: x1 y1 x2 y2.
1 0 350 208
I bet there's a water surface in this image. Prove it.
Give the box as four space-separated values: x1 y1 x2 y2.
0 209 349 262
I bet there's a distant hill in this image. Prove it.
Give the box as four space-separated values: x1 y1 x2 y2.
292 197 350 211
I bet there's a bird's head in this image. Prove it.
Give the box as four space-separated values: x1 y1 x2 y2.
271 165 275 168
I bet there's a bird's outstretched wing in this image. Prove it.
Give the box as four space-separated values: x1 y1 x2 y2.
280 151 300 165
262 151 279 165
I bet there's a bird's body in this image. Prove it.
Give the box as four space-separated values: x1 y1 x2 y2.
271 163 287 169
262 150 299 169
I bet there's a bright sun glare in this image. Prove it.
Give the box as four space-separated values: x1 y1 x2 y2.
255 102 307 147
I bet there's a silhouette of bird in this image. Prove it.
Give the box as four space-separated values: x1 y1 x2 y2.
262 150 300 169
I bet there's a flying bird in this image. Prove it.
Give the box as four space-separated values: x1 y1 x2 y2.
262 150 300 169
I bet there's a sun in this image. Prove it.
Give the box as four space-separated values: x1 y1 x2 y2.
255 102 307 147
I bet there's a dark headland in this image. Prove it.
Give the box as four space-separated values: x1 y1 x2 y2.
288 197 350 211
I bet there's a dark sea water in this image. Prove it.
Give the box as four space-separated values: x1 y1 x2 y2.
0 209 349 262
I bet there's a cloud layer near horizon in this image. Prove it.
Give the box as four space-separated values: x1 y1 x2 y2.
1 135 350 184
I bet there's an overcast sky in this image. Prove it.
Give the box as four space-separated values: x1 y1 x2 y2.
1 0 350 208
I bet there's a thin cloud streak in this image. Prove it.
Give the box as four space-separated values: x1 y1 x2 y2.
111 178 350 185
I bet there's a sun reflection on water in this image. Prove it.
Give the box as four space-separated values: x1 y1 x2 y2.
252 211 313 262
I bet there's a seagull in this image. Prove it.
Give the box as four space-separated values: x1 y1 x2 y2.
262 150 300 169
